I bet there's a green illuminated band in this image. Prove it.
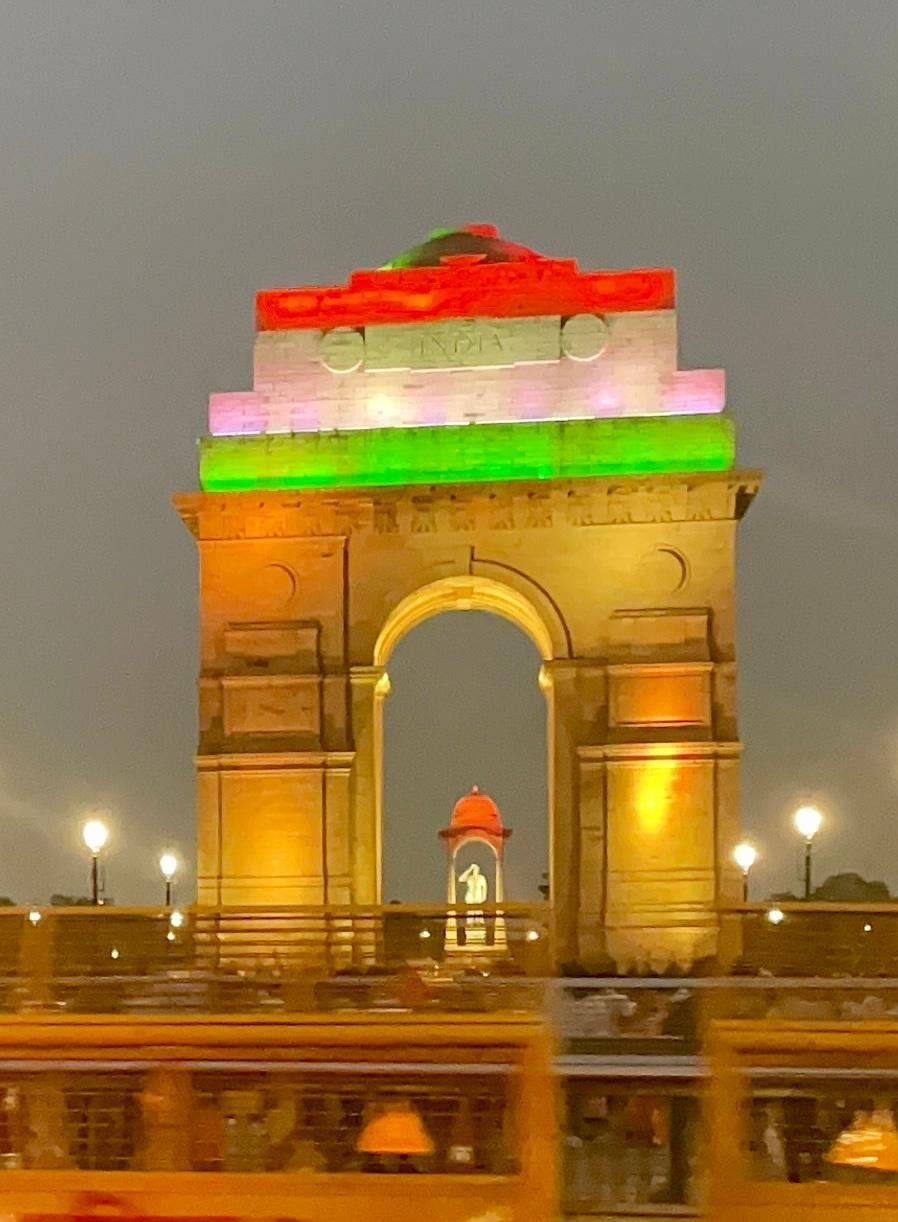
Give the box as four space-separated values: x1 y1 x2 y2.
200 414 734 493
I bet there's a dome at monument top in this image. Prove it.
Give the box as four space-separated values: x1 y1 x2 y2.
381 224 547 270
448 785 504 833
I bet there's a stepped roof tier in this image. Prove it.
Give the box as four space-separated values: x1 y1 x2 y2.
199 225 733 492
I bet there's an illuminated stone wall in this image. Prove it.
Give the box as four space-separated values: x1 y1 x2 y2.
210 310 724 436
177 468 758 966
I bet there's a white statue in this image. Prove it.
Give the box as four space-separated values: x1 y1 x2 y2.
459 862 488 905
458 863 488 928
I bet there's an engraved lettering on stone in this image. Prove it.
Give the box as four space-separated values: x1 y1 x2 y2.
417 325 503 361
364 315 561 372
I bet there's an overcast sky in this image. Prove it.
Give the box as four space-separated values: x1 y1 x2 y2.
1 2 897 905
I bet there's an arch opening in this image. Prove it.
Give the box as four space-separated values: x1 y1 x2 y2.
373 574 557 667
380 609 549 906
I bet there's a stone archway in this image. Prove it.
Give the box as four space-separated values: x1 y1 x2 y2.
175 225 761 969
178 469 757 967
373 574 560 667
365 574 556 915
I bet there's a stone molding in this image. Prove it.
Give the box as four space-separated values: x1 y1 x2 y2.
174 469 761 540
195 751 355 771
578 741 743 763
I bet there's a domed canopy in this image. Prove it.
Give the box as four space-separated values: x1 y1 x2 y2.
382 224 546 270
441 785 510 841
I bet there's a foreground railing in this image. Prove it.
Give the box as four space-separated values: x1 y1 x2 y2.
708 1020 898 1222
0 1014 557 1222
6 904 898 1215
4 903 553 1014
6 901 898 1015
720 901 898 977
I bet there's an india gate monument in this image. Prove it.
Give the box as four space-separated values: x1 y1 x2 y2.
174 224 760 969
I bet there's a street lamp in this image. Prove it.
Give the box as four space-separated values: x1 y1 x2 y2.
733 842 758 902
793 805 823 900
158 852 179 907
82 818 109 906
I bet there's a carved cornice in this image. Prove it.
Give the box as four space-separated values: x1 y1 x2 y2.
173 469 762 541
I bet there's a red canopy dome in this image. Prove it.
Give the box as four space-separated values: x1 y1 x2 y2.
444 786 505 836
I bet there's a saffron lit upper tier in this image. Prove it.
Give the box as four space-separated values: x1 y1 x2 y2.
208 225 725 437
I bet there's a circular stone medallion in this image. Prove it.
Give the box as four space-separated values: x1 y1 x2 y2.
637 547 689 595
561 314 610 362
320 327 365 373
255 562 298 610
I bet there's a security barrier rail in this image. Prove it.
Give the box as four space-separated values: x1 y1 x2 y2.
0 1013 557 1222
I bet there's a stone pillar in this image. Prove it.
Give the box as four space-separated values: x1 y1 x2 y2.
444 850 459 949
348 666 389 905
542 661 606 966
601 741 740 970
541 661 576 966
196 751 353 907
576 747 607 968
493 851 508 951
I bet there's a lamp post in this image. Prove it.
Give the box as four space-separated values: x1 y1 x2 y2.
82 818 109 906
158 852 178 907
733 842 758 902
793 805 823 900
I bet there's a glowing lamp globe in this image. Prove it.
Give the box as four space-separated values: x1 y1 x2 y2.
82 818 109 856
733 842 758 874
793 805 823 841
159 852 179 882
767 907 785 926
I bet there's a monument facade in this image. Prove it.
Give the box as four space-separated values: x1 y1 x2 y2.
175 225 760 967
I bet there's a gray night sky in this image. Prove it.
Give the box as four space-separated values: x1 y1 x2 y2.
1 2 897 905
